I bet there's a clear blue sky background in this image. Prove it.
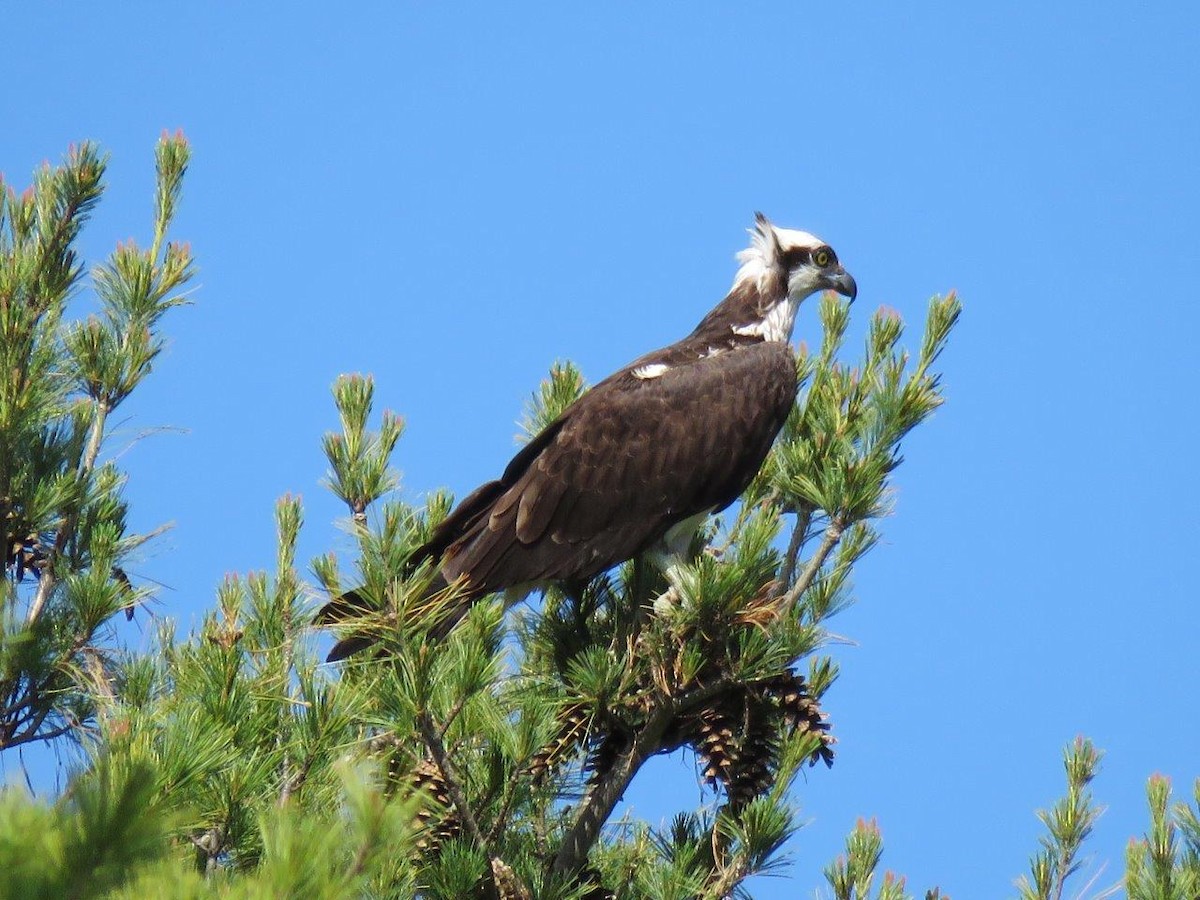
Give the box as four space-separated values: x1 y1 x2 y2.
4 3 1198 896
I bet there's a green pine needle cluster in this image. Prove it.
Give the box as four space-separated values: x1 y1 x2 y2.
824 818 917 900
1018 737 1105 900
1125 774 1200 900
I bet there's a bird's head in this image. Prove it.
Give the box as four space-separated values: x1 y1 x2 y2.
735 212 857 303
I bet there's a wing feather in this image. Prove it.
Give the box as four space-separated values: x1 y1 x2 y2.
442 341 797 592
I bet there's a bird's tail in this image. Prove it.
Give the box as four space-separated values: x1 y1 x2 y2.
317 568 477 662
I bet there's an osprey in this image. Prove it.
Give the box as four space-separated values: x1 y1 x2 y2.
323 213 855 660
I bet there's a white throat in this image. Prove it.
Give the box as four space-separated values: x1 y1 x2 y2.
732 296 800 343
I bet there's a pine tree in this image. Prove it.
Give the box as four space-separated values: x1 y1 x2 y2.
2 139 1196 900
0 135 193 752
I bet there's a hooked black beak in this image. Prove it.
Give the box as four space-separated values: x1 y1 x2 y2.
826 267 857 302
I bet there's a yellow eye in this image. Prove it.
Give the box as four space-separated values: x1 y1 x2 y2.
813 248 832 268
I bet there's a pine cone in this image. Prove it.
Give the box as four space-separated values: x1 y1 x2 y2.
763 669 835 767
410 758 462 850
726 701 778 806
684 670 835 807
527 702 592 783
695 702 740 794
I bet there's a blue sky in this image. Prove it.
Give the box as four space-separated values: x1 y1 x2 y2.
4 3 1199 896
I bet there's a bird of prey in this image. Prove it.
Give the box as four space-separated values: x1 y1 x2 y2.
323 213 856 660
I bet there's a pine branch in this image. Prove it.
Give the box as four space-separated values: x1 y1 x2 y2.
552 676 739 878
27 397 110 624
1125 773 1200 900
415 710 536 897
0 717 77 750
706 854 749 900
415 710 489 851
439 691 471 741
781 515 846 609
779 504 814 589
1018 738 1104 900
486 764 528 846
551 715 666 877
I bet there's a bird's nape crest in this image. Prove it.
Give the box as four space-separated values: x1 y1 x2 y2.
734 213 785 294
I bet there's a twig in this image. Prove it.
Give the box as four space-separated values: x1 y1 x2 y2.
0 623 99 748
780 516 846 610
486 758 530 846
27 398 110 624
279 754 314 807
415 710 488 850
551 720 663 876
706 850 749 900
438 691 470 741
2 720 77 750
416 710 530 894
346 834 373 879
29 195 83 299
779 504 814 589
4 686 60 749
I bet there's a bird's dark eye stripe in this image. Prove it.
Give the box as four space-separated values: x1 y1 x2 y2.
782 248 811 268
782 246 837 269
